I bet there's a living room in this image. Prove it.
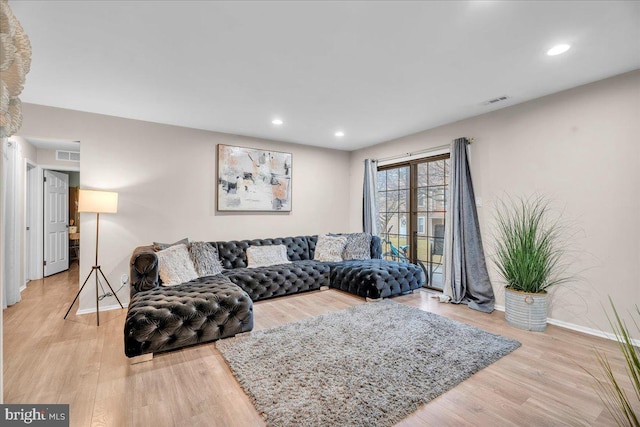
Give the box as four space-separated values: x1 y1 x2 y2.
1 1 639 426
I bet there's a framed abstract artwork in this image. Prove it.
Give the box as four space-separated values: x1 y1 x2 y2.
217 144 292 212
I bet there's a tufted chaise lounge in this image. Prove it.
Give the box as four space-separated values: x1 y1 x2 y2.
125 234 423 358
124 278 253 357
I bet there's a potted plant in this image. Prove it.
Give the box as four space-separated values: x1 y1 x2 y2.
587 299 639 426
493 196 570 331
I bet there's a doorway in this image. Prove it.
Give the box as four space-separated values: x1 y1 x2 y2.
41 169 80 277
377 154 450 290
43 170 70 276
21 138 81 281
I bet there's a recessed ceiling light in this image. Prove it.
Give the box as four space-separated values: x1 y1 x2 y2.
335 131 345 138
547 44 571 56
272 119 283 125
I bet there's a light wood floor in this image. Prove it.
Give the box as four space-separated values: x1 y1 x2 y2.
4 264 630 426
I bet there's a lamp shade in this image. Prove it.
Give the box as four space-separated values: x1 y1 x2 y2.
78 189 118 213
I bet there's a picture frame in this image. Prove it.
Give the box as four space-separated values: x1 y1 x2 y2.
217 144 292 212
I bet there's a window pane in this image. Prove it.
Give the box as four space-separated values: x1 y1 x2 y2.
386 168 399 191
416 236 428 262
376 170 387 192
431 237 445 256
398 234 409 255
377 213 386 236
428 186 446 212
398 166 410 190
417 163 428 187
398 189 409 212
399 213 408 236
382 213 395 236
417 187 427 210
376 191 386 213
444 158 450 184
427 218 445 238
386 190 398 213
427 188 435 211
388 214 399 237
418 216 426 235
429 160 445 185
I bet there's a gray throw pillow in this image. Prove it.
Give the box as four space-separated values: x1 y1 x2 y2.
314 235 348 262
152 237 189 252
189 241 224 277
342 233 372 260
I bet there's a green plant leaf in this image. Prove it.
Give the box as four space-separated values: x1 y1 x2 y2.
492 195 570 293
584 299 639 426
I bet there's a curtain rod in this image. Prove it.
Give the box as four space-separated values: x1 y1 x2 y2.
373 137 474 163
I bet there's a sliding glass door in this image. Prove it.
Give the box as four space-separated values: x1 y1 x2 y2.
377 154 449 290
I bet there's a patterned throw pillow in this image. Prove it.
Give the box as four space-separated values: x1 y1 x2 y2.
314 235 348 262
342 233 372 260
157 244 198 286
189 241 224 277
246 245 291 268
152 237 189 252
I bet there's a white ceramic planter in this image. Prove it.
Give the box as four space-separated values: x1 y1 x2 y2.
504 288 548 332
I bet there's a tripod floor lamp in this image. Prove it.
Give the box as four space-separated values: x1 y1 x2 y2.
64 189 124 326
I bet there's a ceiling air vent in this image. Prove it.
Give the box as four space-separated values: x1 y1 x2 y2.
482 96 509 106
56 150 80 162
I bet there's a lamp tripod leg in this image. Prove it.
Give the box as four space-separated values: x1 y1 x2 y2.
95 267 100 326
64 268 95 320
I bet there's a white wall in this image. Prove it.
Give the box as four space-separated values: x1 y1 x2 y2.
19 105 351 312
37 147 80 171
348 70 640 337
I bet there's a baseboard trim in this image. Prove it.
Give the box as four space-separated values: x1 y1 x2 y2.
546 317 640 347
493 304 640 347
76 303 128 316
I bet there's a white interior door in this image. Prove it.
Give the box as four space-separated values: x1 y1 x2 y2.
44 170 69 276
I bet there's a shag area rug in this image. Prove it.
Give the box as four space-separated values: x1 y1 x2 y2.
216 301 520 427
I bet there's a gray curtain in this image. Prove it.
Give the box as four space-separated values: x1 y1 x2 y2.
363 159 378 235
443 138 494 313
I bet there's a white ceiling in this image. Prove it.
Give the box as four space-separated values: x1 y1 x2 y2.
11 1 640 151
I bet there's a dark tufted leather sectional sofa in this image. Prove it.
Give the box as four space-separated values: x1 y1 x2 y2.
124 235 423 357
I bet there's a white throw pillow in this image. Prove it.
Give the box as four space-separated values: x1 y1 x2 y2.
246 245 291 268
314 235 348 262
157 244 198 286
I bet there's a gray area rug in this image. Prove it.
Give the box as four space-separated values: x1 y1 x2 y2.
216 301 521 427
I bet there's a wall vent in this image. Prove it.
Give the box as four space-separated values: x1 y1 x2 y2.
56 150 80 162
483 96 509 106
